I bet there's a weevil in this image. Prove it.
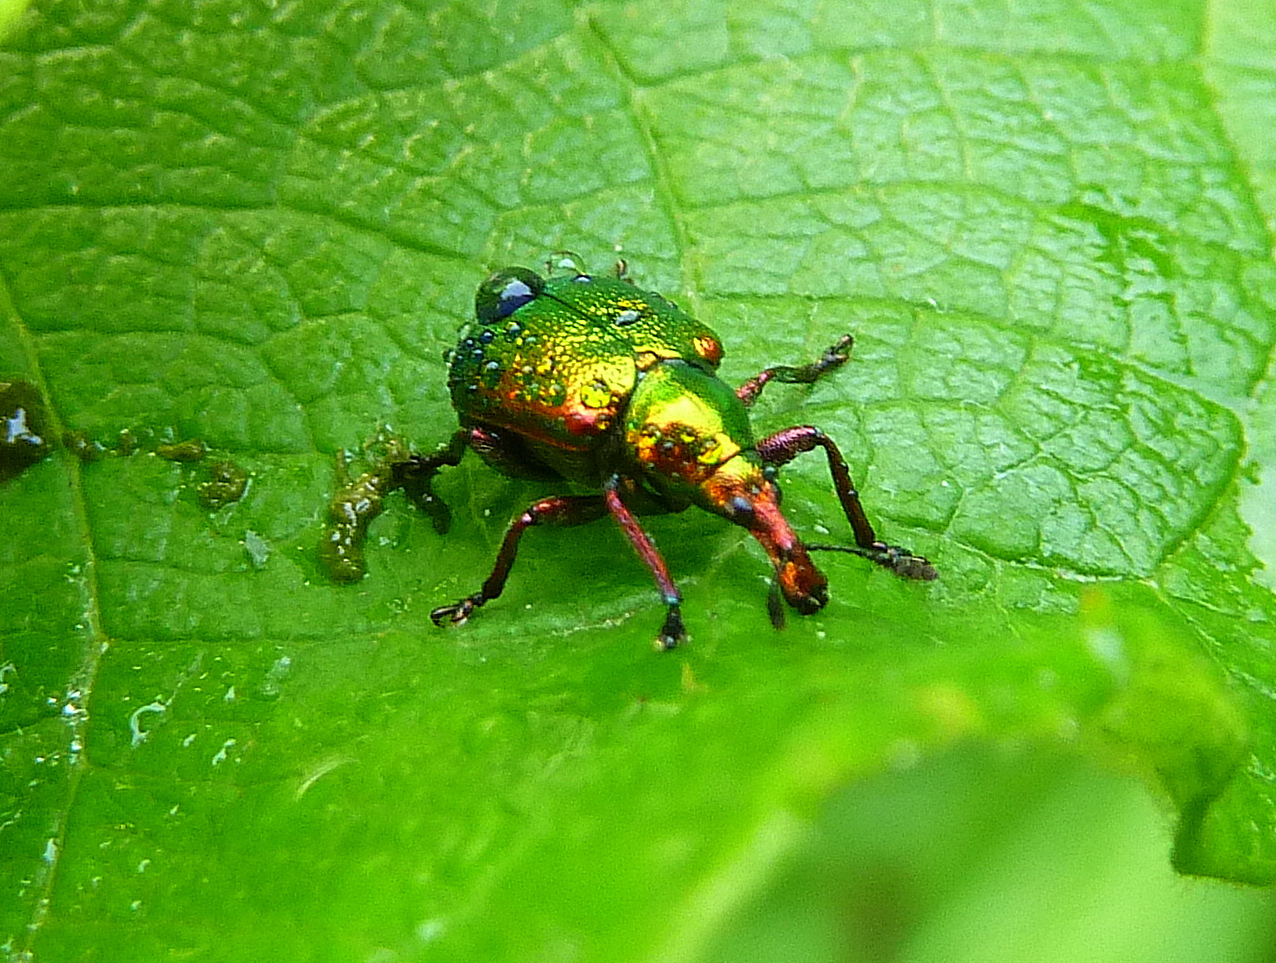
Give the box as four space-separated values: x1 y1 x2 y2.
394 255 935 650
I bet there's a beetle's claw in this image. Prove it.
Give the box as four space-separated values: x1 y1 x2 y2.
814 335 853 373
654 605 687 651
808 542 938 581
827 334 854 363
431 596 480 627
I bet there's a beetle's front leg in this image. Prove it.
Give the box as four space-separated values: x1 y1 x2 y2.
603 477 686 651
756 426 937 581
736 335 853 407
430 494 609 627
395 429 468 534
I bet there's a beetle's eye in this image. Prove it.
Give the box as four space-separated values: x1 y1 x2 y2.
475 267 545 323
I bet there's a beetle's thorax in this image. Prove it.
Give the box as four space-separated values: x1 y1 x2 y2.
622 360 752 491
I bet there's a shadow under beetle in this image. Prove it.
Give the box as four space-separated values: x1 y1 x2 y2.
402 255 936 650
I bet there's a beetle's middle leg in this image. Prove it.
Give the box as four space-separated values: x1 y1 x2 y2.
430 494 609 628
736 335 854 407
756 426 937 581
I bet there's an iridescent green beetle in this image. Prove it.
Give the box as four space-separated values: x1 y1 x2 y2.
405 256 935 650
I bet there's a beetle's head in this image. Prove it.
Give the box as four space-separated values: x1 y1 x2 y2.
625 362 828 618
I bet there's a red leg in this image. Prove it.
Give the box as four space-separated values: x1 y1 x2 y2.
603 477 686 650
430 494 608 626
756 426 936 581
736 335 853 407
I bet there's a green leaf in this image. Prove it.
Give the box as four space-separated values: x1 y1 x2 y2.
2 0 1275 959
0 0 29 40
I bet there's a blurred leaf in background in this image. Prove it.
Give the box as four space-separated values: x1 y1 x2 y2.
1 0 1275 960
706 750 1276 963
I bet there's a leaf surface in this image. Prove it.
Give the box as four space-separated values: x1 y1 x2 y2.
2 0 1275 959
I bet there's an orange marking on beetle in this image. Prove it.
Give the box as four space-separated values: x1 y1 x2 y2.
694 335 723 365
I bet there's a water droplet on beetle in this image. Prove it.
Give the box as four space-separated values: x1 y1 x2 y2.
547 251 588 278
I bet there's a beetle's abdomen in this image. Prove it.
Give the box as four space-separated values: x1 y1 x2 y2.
446 268 726 454
446 310 636 450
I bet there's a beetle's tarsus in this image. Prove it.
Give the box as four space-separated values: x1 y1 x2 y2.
808 542 938 581
655 605 686 651
736 335 855 407
397 431 467 534
825 333 853 360
430 596 482 626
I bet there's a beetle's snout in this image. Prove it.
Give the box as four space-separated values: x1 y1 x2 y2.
704 461 830 618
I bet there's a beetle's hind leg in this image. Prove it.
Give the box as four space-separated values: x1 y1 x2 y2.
430 494 609 628
756 425 937 581
736 335 854 407
395 429 468 534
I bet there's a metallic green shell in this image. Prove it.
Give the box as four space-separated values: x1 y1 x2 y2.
622 360 756 492
446 271 724 452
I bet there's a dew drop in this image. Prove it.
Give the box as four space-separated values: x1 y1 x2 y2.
547 250 588 278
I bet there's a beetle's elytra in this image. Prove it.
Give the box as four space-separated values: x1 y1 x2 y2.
394 255 935 649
